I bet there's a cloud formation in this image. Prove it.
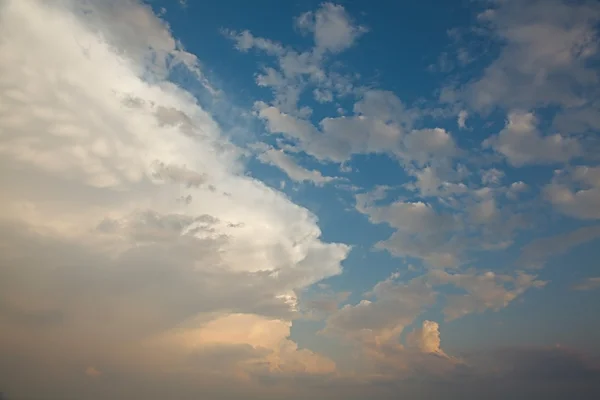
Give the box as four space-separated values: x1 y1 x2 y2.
0 1 348 397
1 0 600 399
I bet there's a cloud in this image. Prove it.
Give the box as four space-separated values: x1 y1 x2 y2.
295 2 367 54
519 225 600 268
406 320 447 357
571 277 600 291
427 270 547 321
323 274 436 345
481 168 505 186
225 3 364 116
85 366 102 378
482 111 582 166
457 110 468 129
356 194 461 268
257 147 341 186
254 90 415 163
0 0 349 397
321 269 543 377
402 128 459 165
544 166 600 219
464 0 600 112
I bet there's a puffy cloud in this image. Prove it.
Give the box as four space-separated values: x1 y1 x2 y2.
571 277 600 291
483 111 582 166
255 97 409 162
402 128 459 165
323 274 436 345
256 98 454 166
544 166 600 219
224 29 284 55
295 2 367 54
157 313 337 376
226 3 363 117
321 268 543 376
506 181 528 200
406 320 447 356
359 197 460 268
321 273 446 377
464 0 600 112
0 0 349 397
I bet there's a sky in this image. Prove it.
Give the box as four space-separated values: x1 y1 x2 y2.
1 0 600 399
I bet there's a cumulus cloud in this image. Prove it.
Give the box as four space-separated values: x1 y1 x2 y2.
225 3 364 116
402 128 459 165
254 93 412 163
0 1 348 397
544 166 600 219
295 2 367 55
321 268 542 376
406 320 447 356
464 0 600 112
483 111 582 166
2 1 597 399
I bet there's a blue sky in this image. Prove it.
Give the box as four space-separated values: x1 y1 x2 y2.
1 0 600 399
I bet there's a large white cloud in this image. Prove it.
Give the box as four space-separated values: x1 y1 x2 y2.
0 0 349 397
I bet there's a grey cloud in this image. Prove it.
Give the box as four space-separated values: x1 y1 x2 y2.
571 277 600 291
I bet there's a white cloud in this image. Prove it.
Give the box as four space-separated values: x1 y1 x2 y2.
0 0 349 396
295 3 367 55
224 29 284 55
506 181 528 200
465 0 600 112
226 4 364 117
255 89 451 166
406 320 447 356
544 166 600 219
257 147 341 186
402 128 459 165
483 111 582 166
255 99 407 163
358 196 461 268
571 277 600 291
